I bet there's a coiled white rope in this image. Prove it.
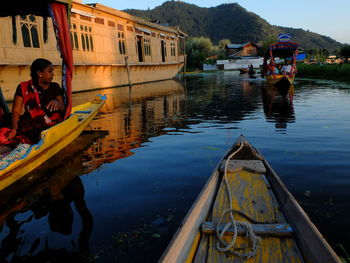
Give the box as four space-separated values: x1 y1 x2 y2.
215 142 260 258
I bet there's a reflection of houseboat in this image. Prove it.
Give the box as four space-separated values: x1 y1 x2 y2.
0 0 186 100
81 80 185 170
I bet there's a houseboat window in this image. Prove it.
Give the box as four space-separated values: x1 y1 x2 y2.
118 31 126 55
70 23 79 50
19 15 40 48
108 21 116 27
144 38 151 56
161 40 166 62
70 32 73 47
170 42 176 56
81 34 86 51
74 33 79 50
79 25 94 52
85 34 90 50
30 27 39 48
21 24 31 47
90 36 94 51
95 17 105 25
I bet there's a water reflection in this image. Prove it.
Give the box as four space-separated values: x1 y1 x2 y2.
0 131 104 262
77 79 185 170
0 79 186 261
1 73 349 262
262 85 295 131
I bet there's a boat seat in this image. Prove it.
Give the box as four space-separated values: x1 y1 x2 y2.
220 160 266 174
201 221 293 237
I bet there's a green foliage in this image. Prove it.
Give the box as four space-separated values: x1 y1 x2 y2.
218 39 231 49
184 37 229 69
186 37 213 69
258 36 278 56
124 1 342 50
306 48 330 62
340 45 350 61
297 63 350 82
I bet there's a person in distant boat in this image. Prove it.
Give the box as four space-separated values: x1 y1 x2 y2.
0 58 65 149
275 64 283 74
266 61 276 75
281 63 292 75
248 63 254 74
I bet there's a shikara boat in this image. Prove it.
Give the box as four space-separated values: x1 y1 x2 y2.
262 41 299 88
0 96 106 191
160 136 341 263
239 68 249 74
0 0 106 191
239 68 255 75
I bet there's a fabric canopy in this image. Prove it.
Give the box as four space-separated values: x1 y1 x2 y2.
49 2 73 119
267 41 299 58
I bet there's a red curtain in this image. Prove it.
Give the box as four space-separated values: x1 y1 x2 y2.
49 2 73 119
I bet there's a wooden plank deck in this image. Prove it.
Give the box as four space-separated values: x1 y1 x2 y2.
193 167 304 263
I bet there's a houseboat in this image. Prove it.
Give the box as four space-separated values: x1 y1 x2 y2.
0 0 187 101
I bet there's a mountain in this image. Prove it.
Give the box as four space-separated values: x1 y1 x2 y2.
124 1 342 50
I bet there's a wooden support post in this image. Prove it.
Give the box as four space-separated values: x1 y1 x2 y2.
125 56 132 88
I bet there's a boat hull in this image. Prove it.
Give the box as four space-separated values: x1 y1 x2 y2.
0 63 184 101
160 136 340 263
238 68 249 74
266 74 294 86
0 96 105 191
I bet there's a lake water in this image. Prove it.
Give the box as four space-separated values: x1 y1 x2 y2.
0 71 349 262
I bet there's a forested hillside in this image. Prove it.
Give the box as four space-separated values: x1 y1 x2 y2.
125 1 341 50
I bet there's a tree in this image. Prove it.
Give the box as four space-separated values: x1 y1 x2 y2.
258 36 277 56
340 45 350 62
186 37 214 69
218 39 231 49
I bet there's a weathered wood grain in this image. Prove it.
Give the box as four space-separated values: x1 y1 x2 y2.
201 222 293 237
220 160 266 174
206 170 304 263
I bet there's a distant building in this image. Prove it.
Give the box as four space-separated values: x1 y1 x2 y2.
225 42 260 58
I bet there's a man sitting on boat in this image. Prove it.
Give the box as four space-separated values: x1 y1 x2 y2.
0 58 65 153
281 60 294 75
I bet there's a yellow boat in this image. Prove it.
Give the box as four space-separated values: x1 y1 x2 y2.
160 135 341 263
0 129 107 229
0 96 106 191
266 74 294 86
0 1 106 191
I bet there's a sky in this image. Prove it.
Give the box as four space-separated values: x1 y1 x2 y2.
83 0 350 44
